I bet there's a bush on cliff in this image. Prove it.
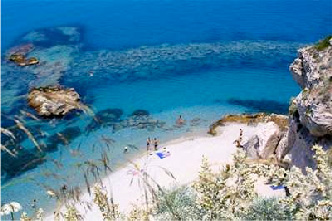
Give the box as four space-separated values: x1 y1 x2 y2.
315 35 332 51
243 198 293 220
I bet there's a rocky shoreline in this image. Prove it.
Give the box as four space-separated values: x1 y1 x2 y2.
209 36 332 170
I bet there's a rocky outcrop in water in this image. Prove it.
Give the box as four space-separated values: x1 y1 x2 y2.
286 36 332 169
27 86 83 117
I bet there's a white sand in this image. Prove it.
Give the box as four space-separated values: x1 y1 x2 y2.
46 122 284 220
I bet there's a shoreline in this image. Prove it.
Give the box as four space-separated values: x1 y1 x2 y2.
45 122 285 220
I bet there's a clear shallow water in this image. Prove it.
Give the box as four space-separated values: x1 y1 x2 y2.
1 0 331 217
1 67 295 215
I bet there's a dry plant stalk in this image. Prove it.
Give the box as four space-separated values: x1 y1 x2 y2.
14 119 42 152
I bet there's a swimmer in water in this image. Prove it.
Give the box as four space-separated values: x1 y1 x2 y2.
176 115 185 125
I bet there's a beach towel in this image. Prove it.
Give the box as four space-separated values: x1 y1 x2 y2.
156 151 171 159
270 185 284 190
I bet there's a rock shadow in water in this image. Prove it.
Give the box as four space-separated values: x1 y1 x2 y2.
1 149 46 179
45 126 81 152
86 108 124 133
226 98 289 114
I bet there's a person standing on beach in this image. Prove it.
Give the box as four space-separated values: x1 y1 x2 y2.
153 138 159 150
234 128 244 148
147 137 151 151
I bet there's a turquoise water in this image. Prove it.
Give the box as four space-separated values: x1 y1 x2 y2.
1 0 331 217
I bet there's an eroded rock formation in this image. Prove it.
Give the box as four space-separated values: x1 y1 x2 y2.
27 86 83 117
287 36 332 169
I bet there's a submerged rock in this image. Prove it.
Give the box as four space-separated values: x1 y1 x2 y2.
67 41 302 87
85 108 166 134
8 53 39 66
22 26 82 46
27 86 83 117
6 43 40 66
9 54 26 65
6 43 35 57
132 109 149 116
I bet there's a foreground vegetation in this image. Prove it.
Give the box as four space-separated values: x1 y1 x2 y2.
1 145 331 220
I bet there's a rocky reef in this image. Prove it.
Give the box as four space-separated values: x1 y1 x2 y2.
65 40 302 88
287 36 332 169
86 108 166 133
27 86 83 117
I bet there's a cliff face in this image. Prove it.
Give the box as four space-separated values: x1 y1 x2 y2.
287 36 332 169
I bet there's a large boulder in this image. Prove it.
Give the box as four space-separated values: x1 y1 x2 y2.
27 86 83 117
243 135 260 159
261 131 281 159
275 132 290 161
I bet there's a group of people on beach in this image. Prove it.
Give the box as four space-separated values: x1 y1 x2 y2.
146 137 159 151
145 115 185 151
124 115 185 153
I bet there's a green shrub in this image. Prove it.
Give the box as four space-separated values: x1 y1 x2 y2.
314 35 332 51
241 198 293 221
288 97 297 116
154 186 203 220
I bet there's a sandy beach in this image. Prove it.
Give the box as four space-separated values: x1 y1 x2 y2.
45 122 285 220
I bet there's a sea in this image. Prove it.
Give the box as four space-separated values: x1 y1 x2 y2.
1 0 331 218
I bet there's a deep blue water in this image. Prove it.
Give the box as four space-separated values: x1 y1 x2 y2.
1 0 331 218
3 0 332 50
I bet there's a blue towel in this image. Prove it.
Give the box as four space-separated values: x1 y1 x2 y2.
156 152 165 159
270 185 284 190
156 152 171 159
